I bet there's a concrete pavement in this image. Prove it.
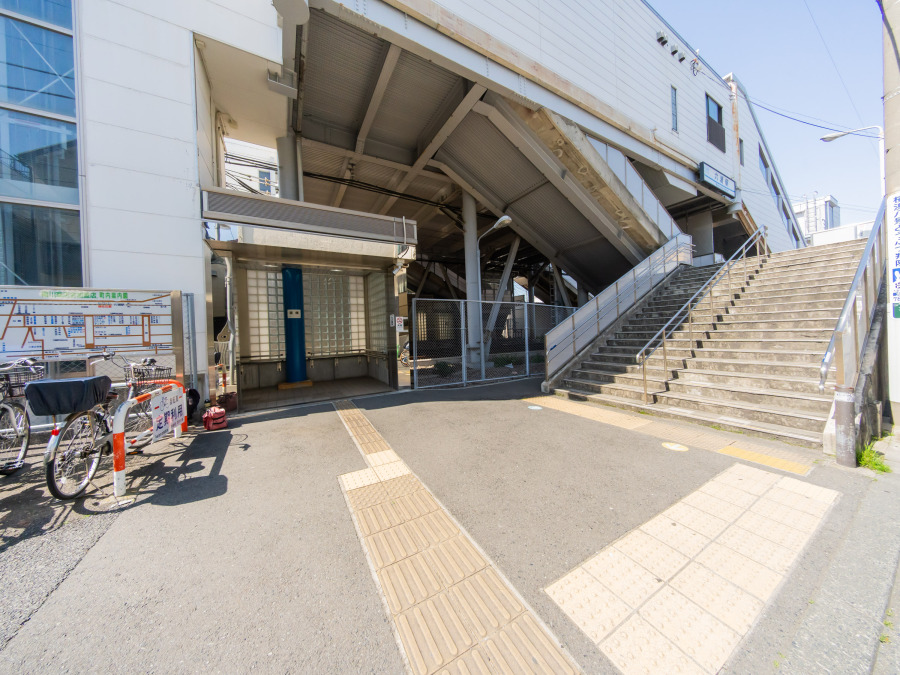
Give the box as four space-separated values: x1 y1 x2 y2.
0 378 897 673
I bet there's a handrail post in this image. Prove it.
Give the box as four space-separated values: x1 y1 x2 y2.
641 351 648 403
633 268 637 304
615 281 620 317
662 330 668 376
571 314 577 357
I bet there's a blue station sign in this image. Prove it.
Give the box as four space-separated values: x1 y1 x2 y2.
698 162 736 199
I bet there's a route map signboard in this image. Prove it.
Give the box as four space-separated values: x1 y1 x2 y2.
0 286 174 360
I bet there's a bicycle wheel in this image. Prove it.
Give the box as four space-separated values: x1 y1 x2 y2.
0 401 29 475
46 412 102 500
124 396 153 449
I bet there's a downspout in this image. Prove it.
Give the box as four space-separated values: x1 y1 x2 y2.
223 255 236 392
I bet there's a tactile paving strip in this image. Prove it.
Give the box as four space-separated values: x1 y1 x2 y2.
334 400 578 675
545 463 840 674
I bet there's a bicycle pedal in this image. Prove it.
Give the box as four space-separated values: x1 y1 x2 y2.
126 449 144 456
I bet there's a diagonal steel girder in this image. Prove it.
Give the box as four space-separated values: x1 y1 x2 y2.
473 96 644 265
428 154 597 292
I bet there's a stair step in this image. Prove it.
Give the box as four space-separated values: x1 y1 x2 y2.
653 390 828 432
551 389 823 448
665 380 833 412
674 368 831 395
684 357 833 379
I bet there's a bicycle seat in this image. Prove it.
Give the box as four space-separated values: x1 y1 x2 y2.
25 376 112 417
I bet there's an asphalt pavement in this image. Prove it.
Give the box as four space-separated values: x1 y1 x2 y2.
0 378 897 674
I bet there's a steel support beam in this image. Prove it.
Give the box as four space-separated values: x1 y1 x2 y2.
377 84 486 214
484 236 521 355
552 264 573 308
463 192 481 365
474 96 643 264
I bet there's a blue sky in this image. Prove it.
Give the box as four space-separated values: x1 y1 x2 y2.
651 0 884 225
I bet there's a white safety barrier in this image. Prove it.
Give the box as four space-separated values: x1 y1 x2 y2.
111 380 187 497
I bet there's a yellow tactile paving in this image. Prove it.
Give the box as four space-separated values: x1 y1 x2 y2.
717 445 811 475
333 400 578 675
547 463 841 674
521 397 815 474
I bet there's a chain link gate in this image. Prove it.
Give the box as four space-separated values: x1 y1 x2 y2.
411 298 575 389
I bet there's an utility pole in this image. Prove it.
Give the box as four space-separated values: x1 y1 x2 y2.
882 0 900 423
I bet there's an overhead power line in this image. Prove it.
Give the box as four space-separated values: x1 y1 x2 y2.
800 0 867 129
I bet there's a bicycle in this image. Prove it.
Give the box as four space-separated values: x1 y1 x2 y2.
25 350 172 500
0 358 45 475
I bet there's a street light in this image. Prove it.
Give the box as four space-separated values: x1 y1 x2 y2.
475 215 512 378
820 125 885 196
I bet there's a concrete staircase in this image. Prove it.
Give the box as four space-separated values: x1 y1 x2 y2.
554 239 868 448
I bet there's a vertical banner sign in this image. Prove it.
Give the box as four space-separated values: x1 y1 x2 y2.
151 390 185 442
893 193 900 318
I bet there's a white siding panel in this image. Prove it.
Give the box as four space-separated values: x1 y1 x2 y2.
86 165 200 220
107 0 280 62
88 209 202 258
81 77 195 143
84 121 196 181
80 36 192 103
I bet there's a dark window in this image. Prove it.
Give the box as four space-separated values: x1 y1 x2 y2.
0 108 78 204
0 202 81 286
706 94 725 152
0 0 72 29
0 16 75 116
671 86 678 132
739 139 744 166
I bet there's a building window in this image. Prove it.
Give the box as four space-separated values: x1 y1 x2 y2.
0 202 81 285
0 15 76 117
0 0 73 29
0 2 80 288
739 139 744 166
0 108 78 203
246 269 285 360
706 94 725 152
671 86 677 132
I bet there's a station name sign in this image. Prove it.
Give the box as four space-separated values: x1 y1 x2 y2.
698 163 736 199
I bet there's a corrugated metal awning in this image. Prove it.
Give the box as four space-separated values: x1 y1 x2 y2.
201 188 417 246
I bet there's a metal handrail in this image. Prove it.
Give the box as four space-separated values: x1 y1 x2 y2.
544 234 693 381
817 197 887 392
637 227 769 403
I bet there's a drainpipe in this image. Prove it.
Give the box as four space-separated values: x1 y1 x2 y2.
223 255 236 393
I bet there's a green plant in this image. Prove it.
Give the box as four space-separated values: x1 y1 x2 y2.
492 354 524 367
858 442 892 473
433 362 454 378
885 620 894 629
880 634 890 644
529 353 545 364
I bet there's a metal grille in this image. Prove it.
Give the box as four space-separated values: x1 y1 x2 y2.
303 272 366 356
411 299 575 389
247 270 285 359
203 189 417 245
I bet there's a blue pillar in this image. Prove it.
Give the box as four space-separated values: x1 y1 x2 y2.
282 267 307 382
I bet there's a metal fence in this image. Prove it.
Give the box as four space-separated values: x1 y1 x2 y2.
411 298 575 389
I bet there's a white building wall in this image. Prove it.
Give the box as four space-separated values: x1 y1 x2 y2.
75 0 281 386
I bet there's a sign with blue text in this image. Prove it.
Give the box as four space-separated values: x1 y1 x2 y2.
698 163 736 199
890 194 900 318
151 389 185 442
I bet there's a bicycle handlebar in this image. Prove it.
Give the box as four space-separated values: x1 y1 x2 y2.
0 357 39 371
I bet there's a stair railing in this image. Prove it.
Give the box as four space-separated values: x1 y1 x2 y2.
544 234 693 381
636 227 769 403
817 197 887 395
